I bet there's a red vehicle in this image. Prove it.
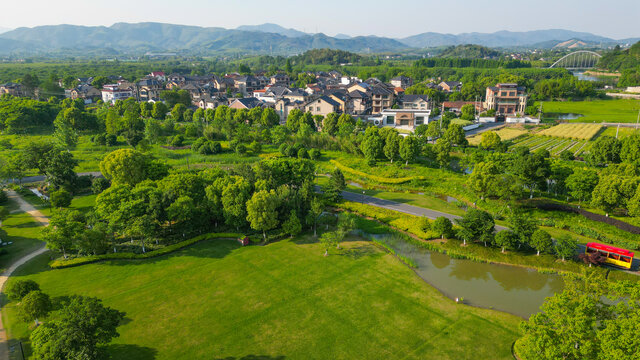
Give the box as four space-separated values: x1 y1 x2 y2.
585 242 634 270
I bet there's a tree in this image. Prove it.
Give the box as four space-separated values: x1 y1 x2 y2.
460 104 475 120
91 177 110 195
91 76 110 89
399 136 419 165
425 121 441 140
494 230 518 253
555 234 577 261
171 103 187 122
511 148 550 198
360 127 383 164
588 135 621 165
434 138 451 168
30 296 125 360
100 149 168 186
507 208 538 248
152 101 168 120
222 177 252 230
383 131 400 163
53 113 78 149
319 231 338 256
41 210 85 258
590 175 626 214
282 210 302 238
309 196 325 237
455 209 494 246
322 113 338 135
531 229 553 256
480 131 502 150
432 216 453 239
443 124 468 147
566 169 599 202
45 150 78 191
245 190 279 240
20 291 51 326
5 279 40 301
325 168 346 202
50 188 72 208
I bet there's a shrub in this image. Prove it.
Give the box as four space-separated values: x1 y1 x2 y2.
0 138 12 149
50 189 72 208
0 190 7 205
235 143 247 155
297 148 308 159
170 134 184 147
105 134 117 146
249 141 262 154
191 137 207 153
73 175 93 192
91 177 111 195
309 148 321 160
5 279 40 301
93 133 106 146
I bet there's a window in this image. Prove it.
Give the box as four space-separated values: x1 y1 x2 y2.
316 107 321 112
400 119 410 126
386 116 395 125
415 117 424 125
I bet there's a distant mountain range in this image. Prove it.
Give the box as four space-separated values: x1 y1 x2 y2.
0 22 636 56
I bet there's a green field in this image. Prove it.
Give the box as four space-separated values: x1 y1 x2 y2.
0 196 44 273
3 237 522 360
540 99 640 123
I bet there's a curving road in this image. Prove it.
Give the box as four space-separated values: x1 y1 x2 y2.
0 190 49 360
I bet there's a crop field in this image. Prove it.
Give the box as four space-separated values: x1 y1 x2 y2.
540 99 640 123
598 126 640 138
467 127 528 146
511 135 590 156
538 124 602 140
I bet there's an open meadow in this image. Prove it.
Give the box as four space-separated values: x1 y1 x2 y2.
540 99 640 123
2 237 522 360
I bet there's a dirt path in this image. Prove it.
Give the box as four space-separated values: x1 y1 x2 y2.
0 190 49 360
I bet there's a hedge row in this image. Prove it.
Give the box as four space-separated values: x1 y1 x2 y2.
528 200 640 235
50 233 244 269
330 160 424 184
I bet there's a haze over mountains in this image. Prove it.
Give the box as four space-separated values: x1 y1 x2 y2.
0 22 636 56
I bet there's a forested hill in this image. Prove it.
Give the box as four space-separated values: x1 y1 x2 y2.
597 41 640 87
0 23 408 56
437 45 501 59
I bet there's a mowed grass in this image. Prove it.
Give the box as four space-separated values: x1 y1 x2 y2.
468 127 528 146
4 238 522 360
541 99 640 123
538 123 602 140
0 196 44 273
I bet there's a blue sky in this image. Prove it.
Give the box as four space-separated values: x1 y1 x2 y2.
1 0 638 39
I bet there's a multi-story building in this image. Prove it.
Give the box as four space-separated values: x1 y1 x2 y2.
371 85 395 114
303 96 341 117
101 84 133 104
390 76 413 89
484 83 527 116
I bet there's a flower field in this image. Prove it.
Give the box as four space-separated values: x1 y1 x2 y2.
538 124 602 140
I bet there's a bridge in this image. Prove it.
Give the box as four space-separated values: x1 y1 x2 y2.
549 51 602 70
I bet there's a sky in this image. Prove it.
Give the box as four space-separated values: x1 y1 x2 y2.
1 0 638 39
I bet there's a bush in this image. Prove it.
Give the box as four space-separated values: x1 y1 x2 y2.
0 190 7 205
0 138 13 149
5 279 40 301
559 150 575 161
235 143 247 155
191 137 207 153
73 175 93 192
105 134 117 146
91 177 111 194
309 148 321 160
170 134 184 147
50 189 72 208
93 133 107 146
297 148 308 159
249 141 262 154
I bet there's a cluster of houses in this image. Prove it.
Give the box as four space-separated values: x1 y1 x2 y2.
0 69 532 131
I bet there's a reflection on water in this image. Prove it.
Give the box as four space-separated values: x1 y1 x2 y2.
372 233 564 318
574 72 600 82
544 112 584 120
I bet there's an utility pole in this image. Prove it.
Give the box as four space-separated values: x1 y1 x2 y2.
636 108 640 130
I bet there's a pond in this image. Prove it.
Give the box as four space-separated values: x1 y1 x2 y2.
370 233 564 318
543 112 584 120
573 72 600 82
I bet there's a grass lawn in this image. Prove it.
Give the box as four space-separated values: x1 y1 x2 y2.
0 197 44 274
16 190 96 218
540 99 640 123
3 237 522 360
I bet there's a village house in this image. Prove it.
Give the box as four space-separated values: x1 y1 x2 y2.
229 97 265 110
371 85 395 114
390 76 413 89
0 83 24 97
275 98 304 122
135 78 164 102
484 83 528 116
370 108 431 132
401 94 431 110
198 95 228 110
101 84 133 104
438 81 462 92
67 85 101 103
347 90 371 115
270 73 290 86
303 96 341 117
442 101 482 114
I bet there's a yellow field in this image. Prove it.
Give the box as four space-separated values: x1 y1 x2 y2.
538 124 602 140
468 127 528 145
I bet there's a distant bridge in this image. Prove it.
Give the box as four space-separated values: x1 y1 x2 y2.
549 51 602 70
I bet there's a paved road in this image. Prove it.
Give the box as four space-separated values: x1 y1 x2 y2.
342 190 509 231
0 190 49 360
7 171 102 185
464 122 505 137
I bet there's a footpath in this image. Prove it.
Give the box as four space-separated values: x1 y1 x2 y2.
0 190 49 360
